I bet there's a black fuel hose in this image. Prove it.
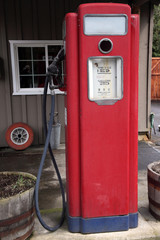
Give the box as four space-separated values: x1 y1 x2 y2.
34 74 66 231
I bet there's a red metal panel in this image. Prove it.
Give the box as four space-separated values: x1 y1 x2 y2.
78 3 131 218
65 4 138 223
129 14 139 214
65 13 80 217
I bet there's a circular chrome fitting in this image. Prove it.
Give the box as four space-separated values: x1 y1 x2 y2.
10 127 29 145
98 38 113 54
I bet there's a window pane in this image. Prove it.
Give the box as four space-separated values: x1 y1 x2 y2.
34 76 45 88
20 76 33 88
18 47 31 60
33 47 45 60
19 61 32 75
33 61 46 74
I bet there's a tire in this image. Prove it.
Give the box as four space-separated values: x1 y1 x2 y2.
5 122 34 150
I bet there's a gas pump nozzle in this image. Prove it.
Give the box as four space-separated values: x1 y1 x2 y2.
47 48 65 91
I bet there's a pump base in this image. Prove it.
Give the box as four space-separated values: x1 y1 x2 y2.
67 213 138 233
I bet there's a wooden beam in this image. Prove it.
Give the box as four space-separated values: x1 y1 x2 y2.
132 0 149 7
154 0 160 5
132 0 159 7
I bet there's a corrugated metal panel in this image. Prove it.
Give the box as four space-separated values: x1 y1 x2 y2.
0 0 13 147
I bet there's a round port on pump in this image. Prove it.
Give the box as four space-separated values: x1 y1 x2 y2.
98 38 113 54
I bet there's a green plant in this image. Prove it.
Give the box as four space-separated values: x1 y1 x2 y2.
152 4 160 57
12 175 34 190
13 175 26 189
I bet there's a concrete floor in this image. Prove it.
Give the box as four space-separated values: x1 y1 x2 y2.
0 140 160 239
1 100 160 239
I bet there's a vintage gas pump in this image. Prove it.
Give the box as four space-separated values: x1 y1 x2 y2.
35 2 139 234
64 3 139 233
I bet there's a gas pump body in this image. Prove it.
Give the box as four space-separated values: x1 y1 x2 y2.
64 3 139 233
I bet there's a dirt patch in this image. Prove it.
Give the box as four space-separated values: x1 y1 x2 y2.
152 162 160 174
0 173 36 199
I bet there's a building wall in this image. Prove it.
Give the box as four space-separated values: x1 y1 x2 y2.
0 0 153 147
0 0 67 147
138 1 153 132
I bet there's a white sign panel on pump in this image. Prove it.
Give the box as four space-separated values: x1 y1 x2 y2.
88 57 123 105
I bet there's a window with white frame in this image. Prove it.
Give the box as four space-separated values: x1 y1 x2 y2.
10 41 63 95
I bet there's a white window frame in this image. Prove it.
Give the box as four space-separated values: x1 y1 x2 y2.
9 40 64 95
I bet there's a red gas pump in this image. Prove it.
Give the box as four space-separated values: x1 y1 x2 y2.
64 3 139 233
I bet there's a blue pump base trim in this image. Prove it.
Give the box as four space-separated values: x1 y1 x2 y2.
67 212 138 233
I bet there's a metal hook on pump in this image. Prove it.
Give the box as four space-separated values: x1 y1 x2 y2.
48 76 56 95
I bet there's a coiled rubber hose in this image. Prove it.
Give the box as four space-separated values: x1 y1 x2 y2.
34 74 66 231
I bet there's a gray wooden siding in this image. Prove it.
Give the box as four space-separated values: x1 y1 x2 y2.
0 0 66 147
0 0 154 147
138 1 153 132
